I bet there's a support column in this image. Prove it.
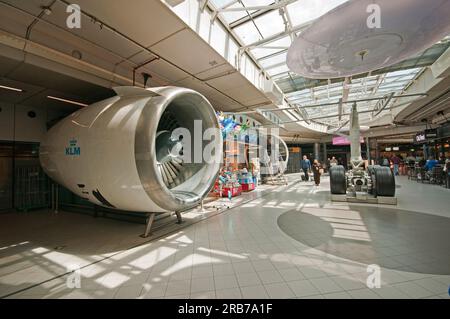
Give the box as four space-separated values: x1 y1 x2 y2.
314 143 320 161
369 138 377 165
322 143 327 163
374 139 379 164
366 137 371 162
423 144 428 159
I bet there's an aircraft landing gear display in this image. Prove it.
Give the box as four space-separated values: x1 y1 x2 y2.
329 103 397 205
330 164 397 205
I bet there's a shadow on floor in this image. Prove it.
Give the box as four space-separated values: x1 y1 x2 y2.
277 206 450 275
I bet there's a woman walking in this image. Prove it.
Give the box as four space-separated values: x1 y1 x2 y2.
312 159 322 186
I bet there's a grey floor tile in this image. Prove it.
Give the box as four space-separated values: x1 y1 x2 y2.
236 272 261 287
287 280 321 298
252 260 275 272
257 270 284 284
373 286 411 299
330 275 367 291
190 277 215 293
264 282 295 299
393 282 435 299
232 261 256 274
412 278 449 295
140 282 167 298
278 268 305 282
114 284 143 299
347 288 381 299
190 291 216 299
240 285 269 299
310 277 343 294
298 267 328 279
323 291 352 299
214 274 239 290
165 280 191 296
216 288 242 299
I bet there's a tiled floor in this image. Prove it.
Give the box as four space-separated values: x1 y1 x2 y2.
1 175 449 299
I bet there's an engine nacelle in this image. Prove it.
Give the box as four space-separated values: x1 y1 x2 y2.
39 86 222 213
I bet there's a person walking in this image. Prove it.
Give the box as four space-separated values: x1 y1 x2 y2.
312 159 322 186
330 156 338 167
325 157 330 172
301 155 311 181
391 154 401 176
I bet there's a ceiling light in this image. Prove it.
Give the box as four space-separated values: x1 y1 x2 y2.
0 85 23 92
47 95 88 107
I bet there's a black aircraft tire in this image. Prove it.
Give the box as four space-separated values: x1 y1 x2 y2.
374 166 396 197
368 165 381 195
367 165 380 176
330 165 346 195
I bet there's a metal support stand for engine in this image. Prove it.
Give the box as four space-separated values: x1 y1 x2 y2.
141 213 156 238
51 183 54 212
175 211 183 224
54 184 59 214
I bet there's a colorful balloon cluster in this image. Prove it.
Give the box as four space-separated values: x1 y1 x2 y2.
217 112 250 139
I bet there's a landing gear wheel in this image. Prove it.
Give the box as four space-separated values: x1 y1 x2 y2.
330 165 346 195
374 166 396 197
367 165 380 195
367 165 380 177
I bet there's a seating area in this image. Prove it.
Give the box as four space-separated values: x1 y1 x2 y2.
408 164 450 187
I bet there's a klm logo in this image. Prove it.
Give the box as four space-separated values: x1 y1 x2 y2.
65 139 81 156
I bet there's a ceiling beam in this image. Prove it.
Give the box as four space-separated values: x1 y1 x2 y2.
216 0 297 12
241 20 311 49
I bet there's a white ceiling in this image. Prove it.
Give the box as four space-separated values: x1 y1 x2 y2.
1 0 321 139
3 0 447 142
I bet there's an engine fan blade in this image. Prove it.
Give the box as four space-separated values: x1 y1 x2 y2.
161 163 174 184
158 164 169 186
172 157 183 164
170 159 182 171
167 161 180 176
165 162 178 179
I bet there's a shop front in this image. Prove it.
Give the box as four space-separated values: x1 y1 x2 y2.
211 113 260 199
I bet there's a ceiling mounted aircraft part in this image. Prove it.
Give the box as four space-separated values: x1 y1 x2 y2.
287 0 450 79
40 86 222 213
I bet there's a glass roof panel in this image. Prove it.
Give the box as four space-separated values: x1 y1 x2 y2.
220 2 255 24
250 35 291 59
259 52 287 68
241 0 274 7
267 64 290 76
251 47 284 59
286 0 349 27
210 0 236 8
234 21 262 45
206 0 449 127
253 10 286 38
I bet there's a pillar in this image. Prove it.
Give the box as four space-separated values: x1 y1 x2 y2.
366 137 371 162
423 144 428 159
322 143 327 163
374 139 379 163
314 143 320 161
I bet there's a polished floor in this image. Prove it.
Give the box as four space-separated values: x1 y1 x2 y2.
1 175 449 299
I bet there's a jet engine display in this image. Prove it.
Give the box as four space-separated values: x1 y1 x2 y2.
39 86 222 213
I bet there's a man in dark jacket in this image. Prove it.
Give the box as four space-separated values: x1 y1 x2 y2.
301 155 311 181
